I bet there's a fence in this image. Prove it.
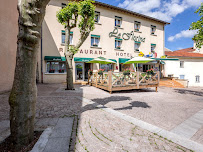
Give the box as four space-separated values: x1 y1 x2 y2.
88 71 160 93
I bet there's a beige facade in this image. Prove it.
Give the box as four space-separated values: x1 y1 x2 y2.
39 0 168 83
0 0 18 92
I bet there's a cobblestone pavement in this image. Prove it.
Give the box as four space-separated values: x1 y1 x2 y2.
0 84 202 150
74 108 190 152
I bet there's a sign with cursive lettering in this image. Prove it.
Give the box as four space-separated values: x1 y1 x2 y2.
109 27 145 43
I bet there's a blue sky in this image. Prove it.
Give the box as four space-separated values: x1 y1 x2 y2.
96 0 202 51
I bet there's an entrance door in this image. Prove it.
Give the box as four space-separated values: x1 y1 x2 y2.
85 63 91 80
75 63 84 81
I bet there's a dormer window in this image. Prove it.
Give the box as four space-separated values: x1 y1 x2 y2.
134 21 141 31
115 16 122 27
94 11 100 23
151 25 156 35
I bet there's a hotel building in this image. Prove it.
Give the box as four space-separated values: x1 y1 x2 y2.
38 0 169 83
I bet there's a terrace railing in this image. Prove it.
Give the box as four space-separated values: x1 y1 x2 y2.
88 71 160 93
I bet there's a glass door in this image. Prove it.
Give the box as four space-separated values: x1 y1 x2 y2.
85 63 91 80
75 63 84 81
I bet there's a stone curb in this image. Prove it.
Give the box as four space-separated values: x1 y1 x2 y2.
31 127 54 152
78 97 203 152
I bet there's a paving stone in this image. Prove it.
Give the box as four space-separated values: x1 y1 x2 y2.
43 137 70 152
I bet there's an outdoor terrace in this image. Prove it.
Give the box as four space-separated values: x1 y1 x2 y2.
88 71 160 93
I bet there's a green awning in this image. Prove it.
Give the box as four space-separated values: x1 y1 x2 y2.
109 59 117 63
160 61 165 64
62 30 73 34
151 58 179 61
91 34 100 38
151 44 156 46
115 38 123 41
135 41 141 44
44 56 66 61
119 58 130 64
74 57 94 62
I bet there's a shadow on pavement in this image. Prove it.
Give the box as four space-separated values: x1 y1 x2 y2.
114 101 151 110
174 89 203 97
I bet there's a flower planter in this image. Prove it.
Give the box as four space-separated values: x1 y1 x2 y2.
123 72 130 76
98 72 103 75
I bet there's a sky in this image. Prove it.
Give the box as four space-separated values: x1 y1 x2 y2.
96 0 203 51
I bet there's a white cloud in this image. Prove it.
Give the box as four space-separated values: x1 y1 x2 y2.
168 30 198 41
118 0 203 22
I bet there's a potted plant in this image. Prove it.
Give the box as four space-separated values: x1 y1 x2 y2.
123 68 132 76
59 69 64 73
116 46 121 49
147 68 154 75
88 69 93 75
93 43 98 47
98 69 104 75
135 28 139 31
49 69 55 73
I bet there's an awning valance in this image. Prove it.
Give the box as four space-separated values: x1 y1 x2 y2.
115 38 123 41
119 58 130 64
109 59 117 63
91 34 100 38
151 43 156 46
74 57 94 62
62 30 73 34
135 41 141 44
44 56 66 61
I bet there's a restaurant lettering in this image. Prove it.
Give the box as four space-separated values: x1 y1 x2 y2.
116 52 132 58
79 49 107 55
109 27 145 42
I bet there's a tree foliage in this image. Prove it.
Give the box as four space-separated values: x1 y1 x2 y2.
190 3 203 48
56 0 95 90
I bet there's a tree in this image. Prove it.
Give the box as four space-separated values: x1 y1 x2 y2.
56 0 95 90
190 3 203 48
9 0 50 149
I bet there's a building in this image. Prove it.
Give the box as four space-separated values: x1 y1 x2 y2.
38 0 169 83
165 43 203 87
0 0 18 92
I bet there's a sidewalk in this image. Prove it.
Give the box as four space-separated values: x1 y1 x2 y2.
0 84 203 151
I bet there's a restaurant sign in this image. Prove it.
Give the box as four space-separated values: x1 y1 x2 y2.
109 27 145 43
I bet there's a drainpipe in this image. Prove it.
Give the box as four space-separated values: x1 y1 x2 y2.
41 27 43 83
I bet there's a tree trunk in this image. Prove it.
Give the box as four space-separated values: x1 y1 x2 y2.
66 55 74 90
65 27 75 90
9 0 50 149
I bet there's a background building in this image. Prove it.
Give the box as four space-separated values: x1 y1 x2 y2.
165 43 203 87
39 0 169 83
0 0 18 92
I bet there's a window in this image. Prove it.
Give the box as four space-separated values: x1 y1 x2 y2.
115 38 122 49
195 75 200 83
91 35 100 47
151 25 156 34
46 62 66 73
115 16 122 27
180 75 185 79
61 3 66 8
134 21 141 31
94 11 100 23
135 41 140 52
100 64 113 72
180 61 184 68
61 31 73 45
151 44 156 53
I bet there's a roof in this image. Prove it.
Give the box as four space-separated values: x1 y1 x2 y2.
165 47 203 58
94 1 170 25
